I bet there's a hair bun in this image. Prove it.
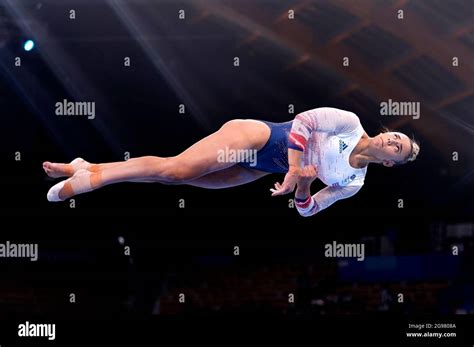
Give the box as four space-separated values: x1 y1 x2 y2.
408 141 420 161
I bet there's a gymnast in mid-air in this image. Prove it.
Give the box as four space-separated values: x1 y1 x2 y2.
43 107 420 216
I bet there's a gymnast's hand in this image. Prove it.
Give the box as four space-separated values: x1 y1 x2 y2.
270 166 301 196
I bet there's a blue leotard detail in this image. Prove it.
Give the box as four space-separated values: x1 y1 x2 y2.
238 120 292 173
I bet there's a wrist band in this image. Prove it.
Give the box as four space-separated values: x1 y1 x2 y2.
295 196 319 216
295 196 312 209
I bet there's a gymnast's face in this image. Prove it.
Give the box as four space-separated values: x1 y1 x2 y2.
373 131 411 167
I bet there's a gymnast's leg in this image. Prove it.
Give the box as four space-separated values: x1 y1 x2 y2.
45 119 270 201
44 158 270 186
182 165 269 189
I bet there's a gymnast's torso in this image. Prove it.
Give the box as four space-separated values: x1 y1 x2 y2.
239 108 367 190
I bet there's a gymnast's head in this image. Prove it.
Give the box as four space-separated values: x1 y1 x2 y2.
371 129 420 167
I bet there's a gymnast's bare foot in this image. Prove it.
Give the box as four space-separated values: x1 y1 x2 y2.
43 158 90 178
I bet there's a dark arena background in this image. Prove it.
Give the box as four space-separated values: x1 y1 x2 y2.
1 0 474 345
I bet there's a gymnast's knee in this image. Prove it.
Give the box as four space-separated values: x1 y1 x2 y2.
152 157 197 183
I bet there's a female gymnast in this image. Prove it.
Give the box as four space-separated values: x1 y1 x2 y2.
44 107 420 216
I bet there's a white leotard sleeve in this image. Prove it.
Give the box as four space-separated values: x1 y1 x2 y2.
288 107 361 151
295 184 363 217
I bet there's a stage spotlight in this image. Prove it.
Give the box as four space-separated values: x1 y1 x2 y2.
23 40 35 51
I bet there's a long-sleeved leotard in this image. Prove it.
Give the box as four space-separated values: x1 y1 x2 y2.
288 107 367 216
